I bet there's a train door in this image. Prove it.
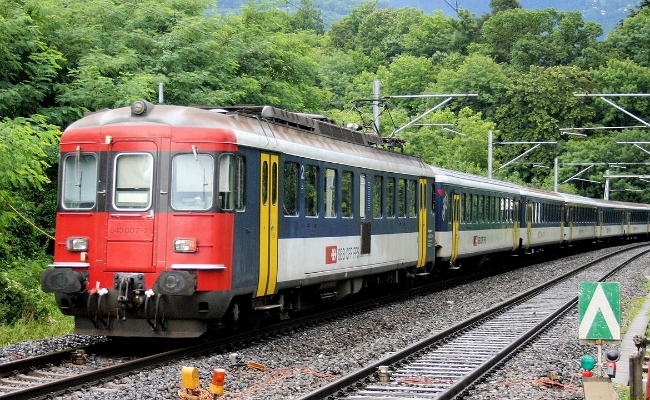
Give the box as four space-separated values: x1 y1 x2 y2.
104 139 162 273
525 202 533 250
450 193 461 264
567 206 574 243
560 205 565 243
598 210 604 238
417 178 427 268
512 199 519 251
256 153 279 297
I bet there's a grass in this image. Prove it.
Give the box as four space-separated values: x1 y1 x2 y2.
0 310 74 347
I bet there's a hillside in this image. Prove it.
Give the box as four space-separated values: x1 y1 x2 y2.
214 0 639 35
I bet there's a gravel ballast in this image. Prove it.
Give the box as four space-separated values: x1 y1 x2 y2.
2 244 647 399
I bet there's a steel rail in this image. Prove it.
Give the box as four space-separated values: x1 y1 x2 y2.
296 243 650 400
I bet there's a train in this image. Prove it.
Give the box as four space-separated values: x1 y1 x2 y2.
40 100 650 338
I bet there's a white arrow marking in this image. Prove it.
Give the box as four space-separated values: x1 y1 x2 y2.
579 283 620 340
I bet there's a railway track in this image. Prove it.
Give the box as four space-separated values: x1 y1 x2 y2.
0 243 637 399
297 243 650 400
0 245 542 400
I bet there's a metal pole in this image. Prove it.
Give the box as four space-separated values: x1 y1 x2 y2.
373 80 381 135
554 158 559 192
488 131 493 179
604 170 610 200
158 82 164 104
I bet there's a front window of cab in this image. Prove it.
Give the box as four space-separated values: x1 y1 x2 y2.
62 153 98 209
113 153 154 210
171 153 214 210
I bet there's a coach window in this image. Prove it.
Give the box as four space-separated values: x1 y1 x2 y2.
283 162 299 216
386 177 395 217
324 168 337 217
342 170 353 218
116 153 155 211
62 152 97 209
408 180 416 217
171 153 213 211
373 176 383 218
218 154 236 210
460 193 470 223
305 165 318 217
397 179 406 217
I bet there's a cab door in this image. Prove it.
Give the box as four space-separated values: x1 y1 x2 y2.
104 140 160 273
256 153 279 297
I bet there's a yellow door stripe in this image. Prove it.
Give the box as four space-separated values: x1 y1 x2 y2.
512 201 519 251
267 155 279 294
417 179 427 267
257 154 270 297
257 153 279 297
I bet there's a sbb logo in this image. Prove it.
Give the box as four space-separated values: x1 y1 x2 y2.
326 246 337 264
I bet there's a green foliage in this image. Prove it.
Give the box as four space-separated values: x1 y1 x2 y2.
492 66 595 183
588 59 650 127
0 116 60 193
606 8 650 67
481 8 601 69
0 1 65 119
0 254 54 325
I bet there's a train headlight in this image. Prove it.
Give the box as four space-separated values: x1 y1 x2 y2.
131 100 148 115
66 237 89 252
174 238 197 253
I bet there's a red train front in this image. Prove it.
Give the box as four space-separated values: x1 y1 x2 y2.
42 101 241 338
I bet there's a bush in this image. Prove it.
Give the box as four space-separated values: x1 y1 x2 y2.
0 271 51 324
0 254 54 324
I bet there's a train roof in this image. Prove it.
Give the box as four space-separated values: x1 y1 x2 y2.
594 198 650 211
557 192 599 206
66 101 431 177
517 186 565 202
429 166 521 195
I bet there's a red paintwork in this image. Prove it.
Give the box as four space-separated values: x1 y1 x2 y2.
56 120 238 294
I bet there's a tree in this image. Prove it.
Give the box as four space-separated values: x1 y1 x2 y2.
290 0 325 34
429 54 510 119
0 1 64 119
489 0 520 14
399 108 495 174
376 55 437 113
607 8 650 68
493 66 595 183
401 10 458 58
481 9 601 68
588 59 650 127
0 116 59 259
326 2 377 52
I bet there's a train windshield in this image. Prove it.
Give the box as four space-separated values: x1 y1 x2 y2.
171 153 214 210
62 152 97 209
113 153 154 210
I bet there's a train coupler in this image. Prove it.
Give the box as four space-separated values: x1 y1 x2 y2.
144 290 167 332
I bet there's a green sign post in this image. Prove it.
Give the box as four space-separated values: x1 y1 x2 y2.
578 282 621 382
579 282 621 341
